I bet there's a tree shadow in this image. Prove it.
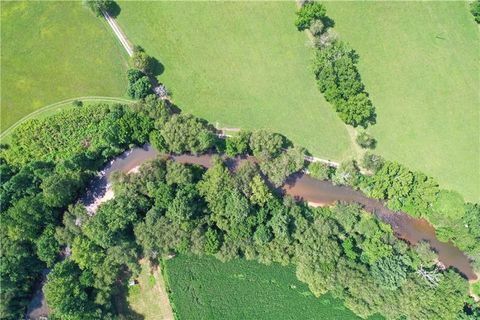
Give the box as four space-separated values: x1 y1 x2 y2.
321 16 335 29
112 276 145 320
149 57 165 77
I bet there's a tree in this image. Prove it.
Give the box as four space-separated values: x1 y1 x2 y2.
337 93 375 128
0 234 41 320
204 228 221 254
259 146 305 187
361 152 384 173
371 256 409 290
295 2 327 31
41 171 83 208
332 160 360 187
5 195 54 241
249 130 284 160
249 175 272 206
35 225 60 267
132 46 154 74
166 161 193 186
161 114 215 154
45 260 95 319
127 76 152 99
83 0 114 16
225 131 251 157
356 131 376 149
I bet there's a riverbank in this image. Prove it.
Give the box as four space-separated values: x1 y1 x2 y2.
83 145 476 280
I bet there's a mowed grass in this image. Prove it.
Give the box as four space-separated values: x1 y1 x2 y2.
0 1 128 132
126 261 174 320
324 2 480 201
164 254 382 320
116 1 353 161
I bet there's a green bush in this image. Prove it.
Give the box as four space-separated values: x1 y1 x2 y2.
355 131 376 149
312 42 375 127
295 2 326 31
307 162 331 180
471 0 480 23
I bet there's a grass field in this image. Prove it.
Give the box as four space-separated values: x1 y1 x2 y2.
126 261 174 320
0 1 128 132
116 1 354 161
164 254 382 320
324 2 480 201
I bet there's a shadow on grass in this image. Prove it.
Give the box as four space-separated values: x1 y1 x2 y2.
112 274 145 320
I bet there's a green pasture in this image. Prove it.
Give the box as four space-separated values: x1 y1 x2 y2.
116 1 354 161
325 2 479 201
0 1 128 132
164 254 383 320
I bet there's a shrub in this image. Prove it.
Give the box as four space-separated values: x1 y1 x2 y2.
72 100 83 108
309 19 324 36
295 2 326 31
356 131 376 149
307 162 330 180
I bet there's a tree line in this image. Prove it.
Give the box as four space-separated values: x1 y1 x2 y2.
295 1 376 128
1 91 478 319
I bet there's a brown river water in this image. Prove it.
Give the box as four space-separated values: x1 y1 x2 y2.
103 145 476 280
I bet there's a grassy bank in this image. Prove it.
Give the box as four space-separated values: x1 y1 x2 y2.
164 254 382 320
0 1 128 132
116 1 353 161
324 2 480 201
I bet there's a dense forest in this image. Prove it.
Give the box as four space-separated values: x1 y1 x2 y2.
1 93 479 319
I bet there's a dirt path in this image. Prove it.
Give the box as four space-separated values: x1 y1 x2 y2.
153 265 175 320
102 10 133 57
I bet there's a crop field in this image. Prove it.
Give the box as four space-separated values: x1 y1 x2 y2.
325 2 480 201
164 254 382 320
116 1 354 161
0 1 128 133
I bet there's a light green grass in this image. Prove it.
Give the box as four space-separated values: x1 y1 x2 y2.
0 1 129 132
324 2 480 201
116 1 353 161
164 254 383 320
126 261 173 320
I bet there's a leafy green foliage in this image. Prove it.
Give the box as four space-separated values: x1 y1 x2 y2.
36 225 60 267
44 260 99 319
371 256 408 290
312 42 375 127
308 162 331 180
160 114 215 154
225 131 251 157
127 68 152 99
356 131 376 149
2 103 153 166
0 234 41 320
249 130 284 160
295 2 326 31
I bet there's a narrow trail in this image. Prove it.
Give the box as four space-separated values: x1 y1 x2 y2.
103 10 133 56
